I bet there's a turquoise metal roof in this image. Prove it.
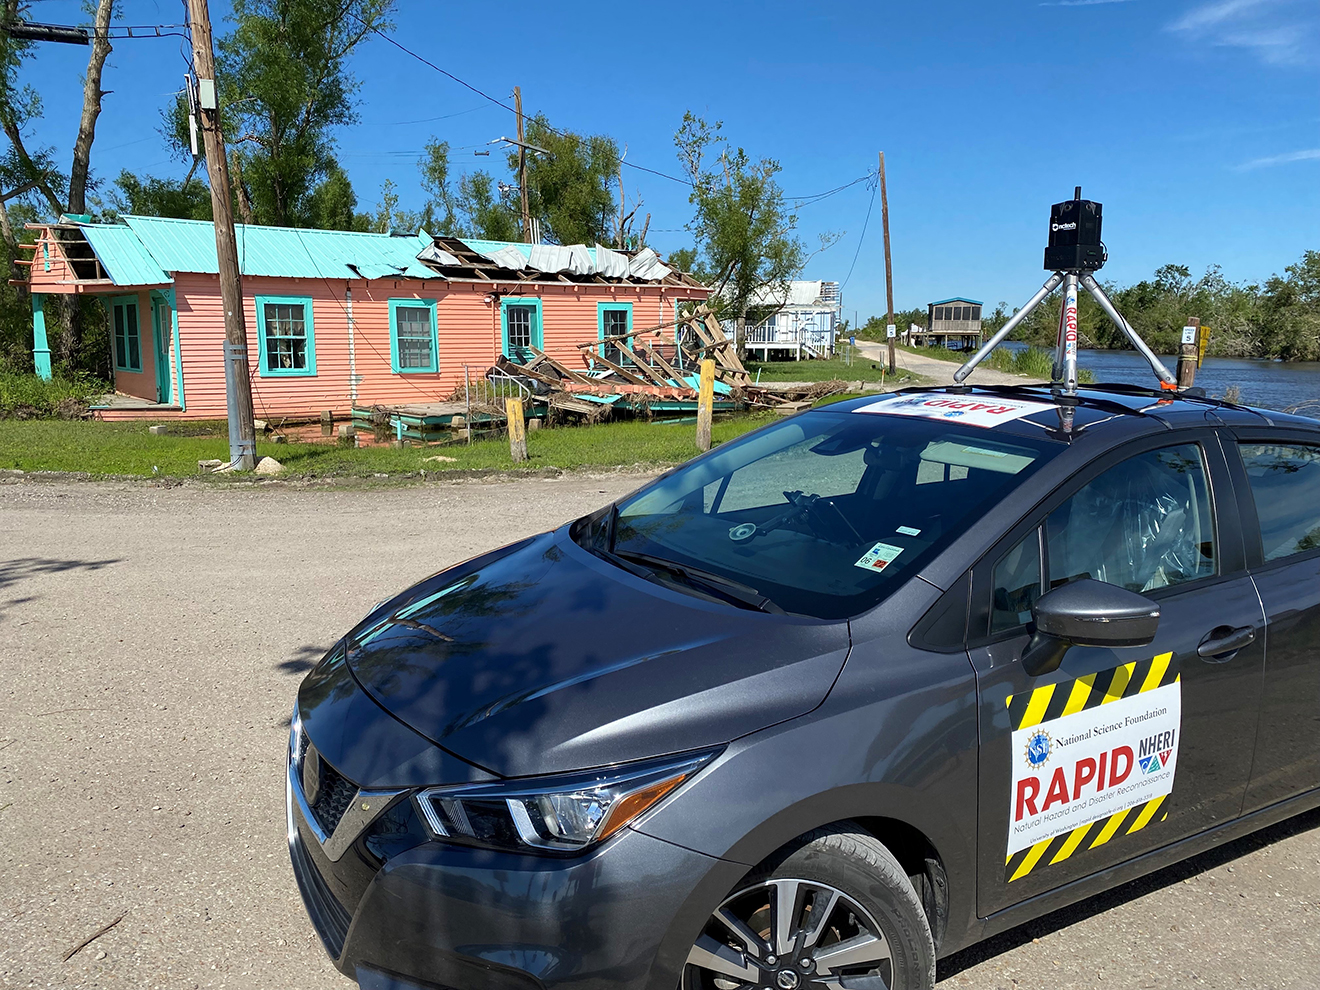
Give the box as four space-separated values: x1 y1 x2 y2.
113 216 437 280
929 297 983 306
80 224 172 286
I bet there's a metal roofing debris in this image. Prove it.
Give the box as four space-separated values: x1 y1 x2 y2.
626 247 671 282
416 242 462 267
461 238 671 282
79 224 171 286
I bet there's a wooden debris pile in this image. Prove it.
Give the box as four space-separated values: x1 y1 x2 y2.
492 304 844 417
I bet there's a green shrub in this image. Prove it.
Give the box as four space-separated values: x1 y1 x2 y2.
0 368 108 419
985 346 1095 384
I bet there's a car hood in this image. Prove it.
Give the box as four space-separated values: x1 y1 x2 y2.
344 529 851 778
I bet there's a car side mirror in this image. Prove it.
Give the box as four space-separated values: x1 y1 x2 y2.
1020 578 1160 677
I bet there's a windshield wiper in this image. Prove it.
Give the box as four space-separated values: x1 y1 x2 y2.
613 549 784 614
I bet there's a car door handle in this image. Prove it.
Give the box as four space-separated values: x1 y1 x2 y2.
1197 625 1256 661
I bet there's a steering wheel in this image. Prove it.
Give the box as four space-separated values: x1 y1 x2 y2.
728 491 862 545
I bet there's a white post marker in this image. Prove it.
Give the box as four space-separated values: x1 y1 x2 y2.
887 324 897 339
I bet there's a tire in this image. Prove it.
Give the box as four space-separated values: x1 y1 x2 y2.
682 824 935 990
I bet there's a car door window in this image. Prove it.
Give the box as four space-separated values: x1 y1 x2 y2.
1238 443 1320 562
1045 444 1215 594
991 530 1042 634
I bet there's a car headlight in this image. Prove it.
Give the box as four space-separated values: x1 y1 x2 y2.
414 751 715 854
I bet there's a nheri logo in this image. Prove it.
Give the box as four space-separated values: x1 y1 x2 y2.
1024 729 1053 769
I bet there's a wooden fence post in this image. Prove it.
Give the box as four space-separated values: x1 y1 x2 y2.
1177 317 1200 389
506 398 528 462
696 358 715 452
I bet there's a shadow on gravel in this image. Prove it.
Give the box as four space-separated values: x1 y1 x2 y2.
0 558 122 619
276 643 332 676
937 806 1320 981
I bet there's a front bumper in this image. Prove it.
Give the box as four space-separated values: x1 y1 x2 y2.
287 762 744 990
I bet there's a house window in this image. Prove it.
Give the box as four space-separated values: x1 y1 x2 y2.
972 305 982 321
256 295 316 376
390 299 438 373
501 297 543 364
598 302 632 365
112 297 141 372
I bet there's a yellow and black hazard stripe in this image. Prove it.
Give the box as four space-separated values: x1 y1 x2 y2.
1004 652 1179 883
1007 651 1179 733
1005 793 1169 882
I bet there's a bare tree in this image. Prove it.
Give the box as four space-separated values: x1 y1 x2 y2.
67 0 115 215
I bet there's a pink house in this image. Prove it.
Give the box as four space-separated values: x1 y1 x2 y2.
23 216 710 420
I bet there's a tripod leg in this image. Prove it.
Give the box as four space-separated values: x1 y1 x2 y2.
1080 274 1177 386
955 272 1063 383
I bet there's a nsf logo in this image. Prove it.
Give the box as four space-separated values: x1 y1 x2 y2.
1024 729 1053 769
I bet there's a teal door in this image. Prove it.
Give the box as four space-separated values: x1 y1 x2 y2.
153 300 172 404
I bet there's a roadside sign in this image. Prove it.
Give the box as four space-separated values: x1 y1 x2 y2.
1181 325 1197 346
1197 326 1211 368
887 325 897 339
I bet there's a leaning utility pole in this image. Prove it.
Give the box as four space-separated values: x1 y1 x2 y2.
879 151 896 375
514 86 531 242
186 0 256 470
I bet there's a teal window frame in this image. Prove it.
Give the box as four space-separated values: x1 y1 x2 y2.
500 297 543 363
597 301 633 363
256 294 317 377
389 298 439 373
111 295 142 372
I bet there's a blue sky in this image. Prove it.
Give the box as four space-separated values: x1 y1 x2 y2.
15 0 1320 322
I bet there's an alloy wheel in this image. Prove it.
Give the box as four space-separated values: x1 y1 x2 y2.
683 878 894 990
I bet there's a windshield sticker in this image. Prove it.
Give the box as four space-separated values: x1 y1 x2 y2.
854 395 1053 429
1004 653 1181 883
896 526 922 537
854 541 904 572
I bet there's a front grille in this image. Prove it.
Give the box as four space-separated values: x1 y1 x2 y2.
310 755 357 837
289 830 352 958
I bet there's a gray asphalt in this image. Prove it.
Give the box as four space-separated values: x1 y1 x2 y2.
2 477 1317 990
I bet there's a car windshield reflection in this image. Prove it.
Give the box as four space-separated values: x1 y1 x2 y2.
598 410 1062 619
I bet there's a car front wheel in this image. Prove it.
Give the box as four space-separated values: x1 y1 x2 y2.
682 826 935 990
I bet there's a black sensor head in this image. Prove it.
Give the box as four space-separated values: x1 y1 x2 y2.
1045 186 1105 272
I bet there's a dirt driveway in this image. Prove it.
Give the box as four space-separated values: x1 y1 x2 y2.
2 476 1317 990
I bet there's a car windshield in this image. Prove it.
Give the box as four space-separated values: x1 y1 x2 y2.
594 409 1061 619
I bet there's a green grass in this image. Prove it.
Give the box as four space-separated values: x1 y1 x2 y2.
897 343 1095 384
746 348 883 382
0 414 785 480
1 369 109 419
745 350 931 389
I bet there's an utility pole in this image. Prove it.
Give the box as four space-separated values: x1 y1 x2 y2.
514 86 531 242
879 151 896 375
187 0 256 470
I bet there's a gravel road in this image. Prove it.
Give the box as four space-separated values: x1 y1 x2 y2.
2 476 1317 990
855 341 1043 387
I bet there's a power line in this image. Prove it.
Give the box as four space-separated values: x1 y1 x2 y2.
840 175 878 290
349 12 695 187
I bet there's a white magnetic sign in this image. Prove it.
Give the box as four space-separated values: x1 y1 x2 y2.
1008 677 1181 857
854 395 1053 429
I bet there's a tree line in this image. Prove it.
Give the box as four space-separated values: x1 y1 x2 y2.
0 0 807 380
852 254 1320 363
